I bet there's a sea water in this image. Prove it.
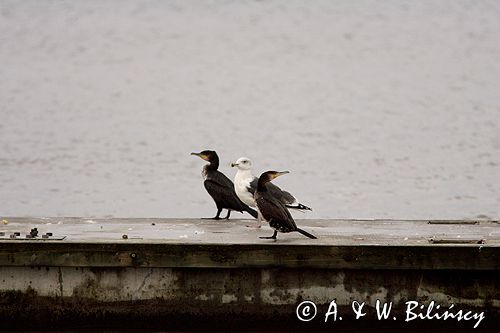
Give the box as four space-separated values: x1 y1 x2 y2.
0 1 499 220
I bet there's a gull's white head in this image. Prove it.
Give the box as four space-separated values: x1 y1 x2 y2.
231 157 253 171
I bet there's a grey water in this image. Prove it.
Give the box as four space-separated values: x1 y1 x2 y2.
0 1 499 220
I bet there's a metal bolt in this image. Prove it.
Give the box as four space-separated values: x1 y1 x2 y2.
122 234 128 239
30 228 39 237
130 253 137 259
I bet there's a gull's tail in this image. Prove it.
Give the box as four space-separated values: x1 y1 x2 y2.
286 203 312 211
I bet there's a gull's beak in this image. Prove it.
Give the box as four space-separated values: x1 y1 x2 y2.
231 163 239 167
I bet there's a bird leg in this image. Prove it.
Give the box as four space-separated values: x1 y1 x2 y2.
259 230 277 240
246 211 263 228
224 210 231 219
202 208 222 220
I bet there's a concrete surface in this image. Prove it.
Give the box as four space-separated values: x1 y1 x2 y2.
0 218 498 331
0 217 498 245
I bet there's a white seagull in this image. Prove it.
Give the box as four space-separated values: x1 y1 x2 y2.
231 157 311 228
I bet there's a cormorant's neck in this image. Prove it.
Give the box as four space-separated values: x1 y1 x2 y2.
206 157 219 171
257 177 269 192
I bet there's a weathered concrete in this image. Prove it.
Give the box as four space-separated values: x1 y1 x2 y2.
1 217 498 245
0 218 498 331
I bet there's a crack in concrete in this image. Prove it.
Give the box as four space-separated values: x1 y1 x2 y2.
58 266 63 297
137 268 154 294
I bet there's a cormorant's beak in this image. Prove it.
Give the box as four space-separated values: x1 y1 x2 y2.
273 171 290 179
231 163 239 167
191 152 208 161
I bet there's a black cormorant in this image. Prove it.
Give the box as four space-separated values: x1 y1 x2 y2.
191 150 258 220
255 170 317 240
231 157 311 227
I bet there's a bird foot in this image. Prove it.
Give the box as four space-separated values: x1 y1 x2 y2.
259 236 276 240
246 223 262 228
202 217 221 220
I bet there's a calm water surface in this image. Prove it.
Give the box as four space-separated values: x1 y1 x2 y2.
0 1 499 220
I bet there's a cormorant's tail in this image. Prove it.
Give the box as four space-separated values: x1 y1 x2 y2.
243 205 259 219
296 228 317 239
286 203 312 211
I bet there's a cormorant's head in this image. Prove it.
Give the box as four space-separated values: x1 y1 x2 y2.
259 170 290 184
191 150 218 162
231 157 253 170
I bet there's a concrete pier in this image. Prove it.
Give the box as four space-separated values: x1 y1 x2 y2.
0 217 499 331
